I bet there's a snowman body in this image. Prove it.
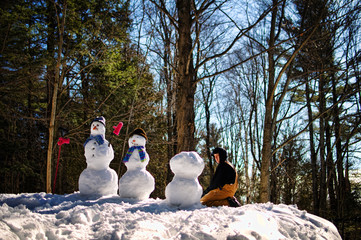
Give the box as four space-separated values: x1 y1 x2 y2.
78 119 118 196
118 134 155 200
165 151 204 208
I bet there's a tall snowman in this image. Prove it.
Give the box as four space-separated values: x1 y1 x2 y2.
118 128 155 200
165 151 204 208
78 116 118 196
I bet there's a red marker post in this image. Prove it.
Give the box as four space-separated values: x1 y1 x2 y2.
53 137 70 194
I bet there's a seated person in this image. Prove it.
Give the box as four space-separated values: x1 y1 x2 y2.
200 147 240 207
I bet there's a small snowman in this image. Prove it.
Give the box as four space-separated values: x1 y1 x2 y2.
78 116 118 196
165 151 204 208
118 128 155 200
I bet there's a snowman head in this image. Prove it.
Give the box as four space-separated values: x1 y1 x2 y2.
90 116 106 136
128 128 147 147
170 152 204 179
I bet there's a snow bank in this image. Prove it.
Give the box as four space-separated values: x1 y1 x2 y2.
0 193 341 240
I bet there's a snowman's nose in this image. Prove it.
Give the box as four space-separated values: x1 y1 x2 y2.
93 126 97 130
132 139 136 142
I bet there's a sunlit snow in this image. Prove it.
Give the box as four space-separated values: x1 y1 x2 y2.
0 193 341 240
118 133 155 200
165 151 204 208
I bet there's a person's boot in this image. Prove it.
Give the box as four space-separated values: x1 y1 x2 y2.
227 197 241 207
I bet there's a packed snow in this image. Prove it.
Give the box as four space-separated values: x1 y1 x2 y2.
0 192 341 240
166 152 204 208
118 129 155 200
79 117 118 196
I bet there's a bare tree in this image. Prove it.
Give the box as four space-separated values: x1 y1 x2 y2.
150 0 272 153
200 75 217 180
257 0 325 202
46 0 67 193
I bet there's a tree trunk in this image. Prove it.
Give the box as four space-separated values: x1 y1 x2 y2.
260 0 277 203
332 74 344 221
45 0 56 193
46 0 65 193
46 70 60 194
244 118 250 204
319 73 327 216
260 106 273 202
326 121 337 215
160 11 176 182
166 72 174 183
270 140 278 203
305 80 319 215
165 41 176 183
201 79 215 181
205 92 213 180
175 0 196 152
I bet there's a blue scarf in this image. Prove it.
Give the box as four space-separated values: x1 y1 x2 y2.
83 135 105 147
123 146 146 162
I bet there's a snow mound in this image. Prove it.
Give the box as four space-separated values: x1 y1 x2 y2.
166 151 204 208
0 193 341 240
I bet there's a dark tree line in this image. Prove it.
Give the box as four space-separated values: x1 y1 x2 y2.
0 0 168 196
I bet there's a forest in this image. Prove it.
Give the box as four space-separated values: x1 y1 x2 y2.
0 0 360 239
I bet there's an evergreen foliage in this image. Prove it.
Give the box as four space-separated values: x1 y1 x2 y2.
0 0 167 195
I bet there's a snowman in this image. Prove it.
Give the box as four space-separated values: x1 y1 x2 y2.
118 128 155 200
78 116 118 196
165 151 204 208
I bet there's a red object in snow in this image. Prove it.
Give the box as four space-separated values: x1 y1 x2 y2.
57 137 70 146
53 137 70 194
112 122 123 135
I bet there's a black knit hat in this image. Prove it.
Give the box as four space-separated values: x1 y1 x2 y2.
91 116 106 126
212 147 227 162
130 128 147 140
